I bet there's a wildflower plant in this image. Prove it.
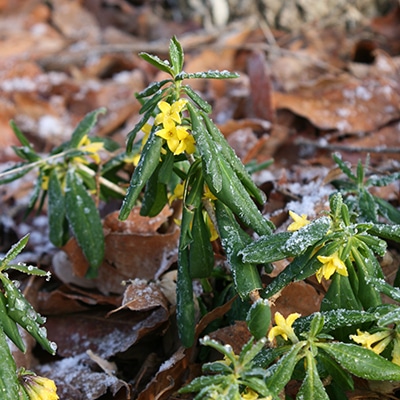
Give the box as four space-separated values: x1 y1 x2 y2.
0 235 58 399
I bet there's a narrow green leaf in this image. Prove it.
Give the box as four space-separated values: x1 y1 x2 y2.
48 170 68 247
169 36 184 76
65 171 104 275
0 162 34 185
179 375 229 394
240 232 292 263
318 342 400 381
378 308 400 327
188 207 214 278
0 329 21 399
366 172 400 187
266 342 304 394
140 163 168 217
297 351 329 400
332 153 357 181
318 351 354 391
374 196 400 224
201 111 266 205
0 234 29 271
0 290 25 352
69 108 106 149
368 223 400 243
176 70 239 80
139 52 174 76
358 188 377 222
183 85 212 113
176 247 195 347
135 79 171 99
119 132 163 220
215 201 263 299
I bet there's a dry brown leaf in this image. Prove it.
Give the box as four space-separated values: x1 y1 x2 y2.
273 76 400 133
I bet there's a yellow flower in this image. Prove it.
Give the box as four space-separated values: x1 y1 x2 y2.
268 312 300 343
75 134 104 164
169 182 185 204
316 252 348 283
203 185 217 201
392 332 400 366
41 174 49 191
241 387 272 400
154 99 187 128
156 125 194 155
19 371 59 400
287 211 310 231
205 212 219 241
350 329 392 355
178 131 196 154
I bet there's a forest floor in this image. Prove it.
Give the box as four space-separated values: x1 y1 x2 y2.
0 1 400 399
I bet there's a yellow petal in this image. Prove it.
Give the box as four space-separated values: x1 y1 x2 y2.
287 211 310 231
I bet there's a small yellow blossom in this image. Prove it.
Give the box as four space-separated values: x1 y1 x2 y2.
205 212 219 241
316 252 348 283
75 135 104 164
19 371 59 400
287 211 310 231
268 312 300 343
392 332 400 365
156 125 195 155
41 174 49 191
241 387 272 400
169 182 185 204
154 99 187 127
350 329 392 355
203 185 217 201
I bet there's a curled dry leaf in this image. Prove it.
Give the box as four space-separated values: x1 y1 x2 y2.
57 205 180 294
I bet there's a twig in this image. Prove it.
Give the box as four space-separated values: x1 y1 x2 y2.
295 138 400 154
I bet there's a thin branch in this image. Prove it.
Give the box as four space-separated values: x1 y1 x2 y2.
295 138 400 154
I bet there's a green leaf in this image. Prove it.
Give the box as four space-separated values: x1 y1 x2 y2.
139 52 174 76
169 36 184 76
65 171 104 275
215 201 263 299
183 85 212 113
135 79 171 99
69 108 106 149
187 102 223 193
176 70 239 80
293 309 380 336
374 196 400 224
297 351 329 400
318 350 354 391
366 171 400 187
358 188 377 222
48 170 68 247
119 132 164 220
0 329 21 399
266 342 304 394
378 307 400 327
176 247 195 347
333 153 357 181
0 274 56 354
0 234 29 272
318 342 400 381
239 232 292 263
201 111 266 206
0 290 25 352
246 299 271 340
368 277 400 302
0 162 34 185
140 163 168 218
368 223 400 243
189 207 214 279
321 273 362 313
179 375 229 394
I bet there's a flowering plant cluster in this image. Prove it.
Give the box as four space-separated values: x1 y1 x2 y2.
1 36 400 399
